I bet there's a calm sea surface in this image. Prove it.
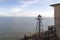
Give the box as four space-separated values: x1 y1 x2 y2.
0 17 54 40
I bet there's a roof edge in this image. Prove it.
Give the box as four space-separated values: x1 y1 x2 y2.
50 3 60 6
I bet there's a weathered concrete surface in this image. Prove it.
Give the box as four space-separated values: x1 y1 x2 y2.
51 3 60 40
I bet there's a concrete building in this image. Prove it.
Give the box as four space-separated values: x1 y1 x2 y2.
50 3 60 40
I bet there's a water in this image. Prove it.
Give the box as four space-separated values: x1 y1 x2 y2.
0 17 54 40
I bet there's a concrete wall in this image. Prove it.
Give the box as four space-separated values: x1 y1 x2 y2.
54 5 60 40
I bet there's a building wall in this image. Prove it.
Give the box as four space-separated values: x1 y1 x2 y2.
54 5 60 40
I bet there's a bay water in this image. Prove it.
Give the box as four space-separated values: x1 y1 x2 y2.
0 17 54 40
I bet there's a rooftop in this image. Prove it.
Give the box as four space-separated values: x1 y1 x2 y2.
50 3 60 6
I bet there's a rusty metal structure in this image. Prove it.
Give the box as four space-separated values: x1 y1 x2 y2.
36 15 42 39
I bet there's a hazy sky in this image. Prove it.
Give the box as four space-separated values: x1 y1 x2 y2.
0 0 60 17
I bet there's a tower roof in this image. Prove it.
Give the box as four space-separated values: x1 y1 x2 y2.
50 3 60 6
38 15 41 17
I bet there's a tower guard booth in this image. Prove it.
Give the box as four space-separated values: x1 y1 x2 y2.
50 3 60 40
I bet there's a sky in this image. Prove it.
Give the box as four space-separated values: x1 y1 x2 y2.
0 0 60 17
